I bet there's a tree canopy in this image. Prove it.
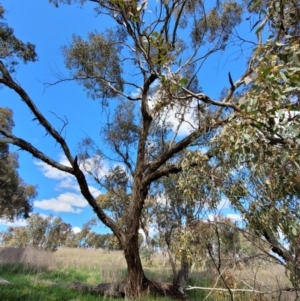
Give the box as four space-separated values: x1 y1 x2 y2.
0 107 37 220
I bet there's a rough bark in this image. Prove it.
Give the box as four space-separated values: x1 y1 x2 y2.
123 232 148 298
175 259 190 294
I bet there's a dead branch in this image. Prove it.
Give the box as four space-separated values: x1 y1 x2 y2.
186 286 300 294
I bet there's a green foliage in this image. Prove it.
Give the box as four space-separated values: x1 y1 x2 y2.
62 30 124 100
190 1 243 48
171 219 241 268
174 0 300 288
0 4 37 72
0 107 37 220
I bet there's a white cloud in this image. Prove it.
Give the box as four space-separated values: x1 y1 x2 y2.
35 158 71 181
207 213 243 222
150 102 197 136
35 156 80 190
35 156 105 194
207 214 215 221
226 213 243 222
155 193 168 206
0 218 27 227
0 213 51 228
88 185 102 198
72 227 81 234
148 81 201 137
57 177 79 191
34 154 105 214
81 155 109 181
34 192 88 213
217 197 231 211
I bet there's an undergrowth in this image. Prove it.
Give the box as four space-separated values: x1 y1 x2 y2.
0 247 297 301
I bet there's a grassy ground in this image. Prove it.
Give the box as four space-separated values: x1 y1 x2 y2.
0 247 298 301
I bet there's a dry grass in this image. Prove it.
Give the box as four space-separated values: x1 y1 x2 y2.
233 263 298 301
55 248 126 270
54 248 175 283
196 261 299 301
55 248 127 283
0 246 56 272
143 252 174 283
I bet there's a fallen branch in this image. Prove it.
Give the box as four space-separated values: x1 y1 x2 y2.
64 281 125 298
185 286 300 294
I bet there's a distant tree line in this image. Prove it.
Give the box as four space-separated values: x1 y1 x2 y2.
0 214 142 252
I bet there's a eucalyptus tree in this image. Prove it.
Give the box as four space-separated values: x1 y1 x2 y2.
1 0 296 299
152 170 219 292
178 0 300 290
0 107 37 220
221 0 300 288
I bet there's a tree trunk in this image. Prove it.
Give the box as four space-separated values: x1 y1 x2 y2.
121 175 150 298
175 258 189 294
123 232 148 299
122 229 190 300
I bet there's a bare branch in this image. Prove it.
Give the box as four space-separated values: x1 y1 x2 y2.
0 60 74 165
0 129 73 173
0 61 13 81
186 286 300 294
46 75 143 101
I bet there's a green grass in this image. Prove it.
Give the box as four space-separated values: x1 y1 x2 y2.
0 262 175 301
0 263 107 301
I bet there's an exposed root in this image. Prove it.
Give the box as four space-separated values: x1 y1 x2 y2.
68 281 125 298
70 279 191 300
146 280 191 300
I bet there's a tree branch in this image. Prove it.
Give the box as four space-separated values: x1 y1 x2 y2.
135 73 158 176
0 130 73 173
0 60 74 165
145 119 226 179
72 156 126 245
144 164 181 185
174 86 241 111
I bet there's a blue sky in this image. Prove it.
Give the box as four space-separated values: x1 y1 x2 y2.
0 0 254 233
